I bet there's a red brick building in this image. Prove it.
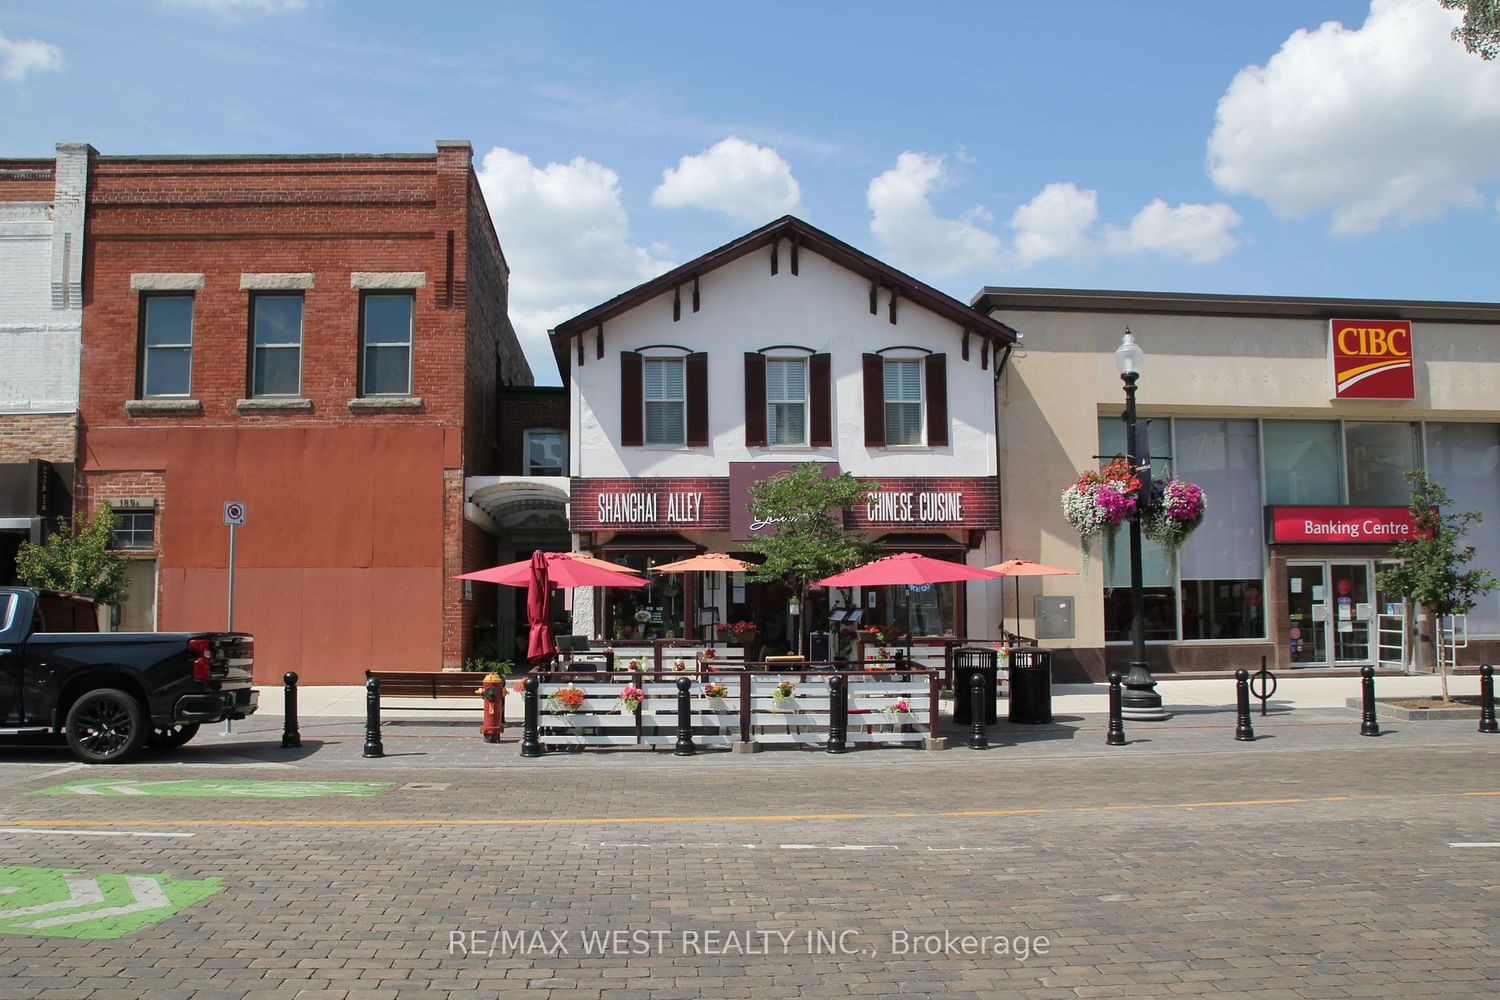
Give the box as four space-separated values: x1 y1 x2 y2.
75 141 530 683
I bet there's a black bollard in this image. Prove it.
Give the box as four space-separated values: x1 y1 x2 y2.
967 671 988 750
1479 664 1498 735
1234 669 1255 742
1106 671 1126 746
520 676 543 758
826 675 847 754
281 671 301 749
1359 665 1381 737
674 676 697 756
362 676 384 758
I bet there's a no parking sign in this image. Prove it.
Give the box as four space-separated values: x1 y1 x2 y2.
223 501 246 525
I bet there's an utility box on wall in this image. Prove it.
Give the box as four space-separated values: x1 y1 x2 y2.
1034 596 1075 639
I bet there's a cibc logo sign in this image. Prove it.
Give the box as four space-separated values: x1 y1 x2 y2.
1329 319 1414 400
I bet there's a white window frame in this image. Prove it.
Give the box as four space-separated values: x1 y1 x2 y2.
140 294 195 398
766 356 809 447
524 428 567 476
643 356 686 447
251 293 304 398
360 292 415 397
883 357 924 447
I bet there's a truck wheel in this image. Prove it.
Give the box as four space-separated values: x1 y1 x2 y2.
148 723 201 749
64 689 148 764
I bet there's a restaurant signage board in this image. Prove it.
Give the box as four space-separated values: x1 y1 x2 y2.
1266 505 1422 544
1329 319 1414 400
571 478 731 533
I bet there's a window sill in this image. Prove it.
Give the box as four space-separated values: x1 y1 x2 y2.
125 398 202 416
237 397 313 413
347 396 424 413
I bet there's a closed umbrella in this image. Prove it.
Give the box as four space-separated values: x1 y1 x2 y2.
525 551 558 664
985 559 1078 638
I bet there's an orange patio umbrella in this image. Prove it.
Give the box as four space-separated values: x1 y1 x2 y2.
650 552 758 640
985 559 1078 638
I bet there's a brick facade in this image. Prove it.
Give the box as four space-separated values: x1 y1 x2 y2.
73 142 528 683
496 386 568 474
0 414 76 465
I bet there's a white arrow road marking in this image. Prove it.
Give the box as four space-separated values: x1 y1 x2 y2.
64 782 149 796
0 877 105 919
0 827 193 840
1448 842 1500 848
19 877 171 929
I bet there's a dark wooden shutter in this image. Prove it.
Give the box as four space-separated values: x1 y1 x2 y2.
620 350 643 447
862 353 884 447
810 353 832 447
743 352 766 447
925 352 949 447
686 351 709 447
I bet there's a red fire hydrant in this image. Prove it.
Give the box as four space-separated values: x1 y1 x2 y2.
480 672 505 743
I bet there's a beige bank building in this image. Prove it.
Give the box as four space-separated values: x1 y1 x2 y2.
976 289 1500 682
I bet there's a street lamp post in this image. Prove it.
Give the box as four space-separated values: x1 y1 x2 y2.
1115 330 1169 721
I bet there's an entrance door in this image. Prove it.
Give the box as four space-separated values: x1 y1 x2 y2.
1286 562 1328 666
1329 563 1373 665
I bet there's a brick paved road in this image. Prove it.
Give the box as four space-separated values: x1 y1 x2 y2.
0 718 1495 999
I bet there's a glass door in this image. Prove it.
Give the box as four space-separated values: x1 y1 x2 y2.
1286 562 1328 666
1330 562 1374 665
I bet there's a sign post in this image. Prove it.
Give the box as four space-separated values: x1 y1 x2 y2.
222 502 246 735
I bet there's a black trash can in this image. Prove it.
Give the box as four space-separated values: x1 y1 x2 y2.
1007 648 1054 724
952 647 999 726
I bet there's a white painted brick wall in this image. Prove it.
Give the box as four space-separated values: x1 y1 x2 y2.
0 143 86 414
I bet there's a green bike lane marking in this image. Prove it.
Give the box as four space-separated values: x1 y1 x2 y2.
0 866 222 940
33 778 394 798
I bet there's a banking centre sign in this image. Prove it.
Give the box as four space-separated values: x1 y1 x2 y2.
571 471 999 537
1266 505 1425 544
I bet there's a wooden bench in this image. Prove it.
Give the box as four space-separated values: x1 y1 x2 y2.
364 670 491 714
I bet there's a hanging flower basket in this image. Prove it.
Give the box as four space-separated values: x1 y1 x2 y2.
1140 478 1207 558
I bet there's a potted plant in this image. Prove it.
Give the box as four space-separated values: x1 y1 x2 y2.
703 681 729 707
547 686 587 713
716 620 759 647
770 679 796 709
618 684 646 714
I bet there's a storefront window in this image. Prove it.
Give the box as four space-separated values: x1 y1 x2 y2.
1345 421 1420 505
885 581 955 638
1426 423 1500 635
605 552 687 641
1176 419 1265 639
1263 420 1341 504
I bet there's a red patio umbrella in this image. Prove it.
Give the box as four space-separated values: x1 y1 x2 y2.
525 551 558 663
458 553 648 589
985 559 1078 638
816 552 1001 588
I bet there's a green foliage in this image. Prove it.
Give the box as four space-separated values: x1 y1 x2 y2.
743 463 882 594
1375 469 1497 689
1440 0 1499 60
15 506 129 606
463 657 514 675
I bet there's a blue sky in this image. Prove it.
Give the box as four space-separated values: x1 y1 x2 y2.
3 0 1497 384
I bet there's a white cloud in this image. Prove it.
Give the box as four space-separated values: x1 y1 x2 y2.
475 147 672 384
1208 0 1500 234
0 31 63 81
162 0 309 12
651 137 802 223
1104 200 1243 263
866 152 1003 279
1010 183 1099 266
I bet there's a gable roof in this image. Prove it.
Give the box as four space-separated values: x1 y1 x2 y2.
550 215 1017 372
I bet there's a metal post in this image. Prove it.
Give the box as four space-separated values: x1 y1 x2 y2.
227 522 236 632
1234 669 1255 742
967 671 988 750
1478 664 1497 735
1120 368 1166 721
520 676 543 757
826 675 847 754
674 676 696 756
280 671 301 749
1106 671 1126 746
362 676 383 758
1359 665 1380 737
739 674 752 744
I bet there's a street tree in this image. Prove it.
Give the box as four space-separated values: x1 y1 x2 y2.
15 504 129 607
1374 469 1497 700
743 463 881 654
1440 0 1499 60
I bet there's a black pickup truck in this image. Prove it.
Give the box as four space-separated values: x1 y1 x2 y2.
0 587 258 763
